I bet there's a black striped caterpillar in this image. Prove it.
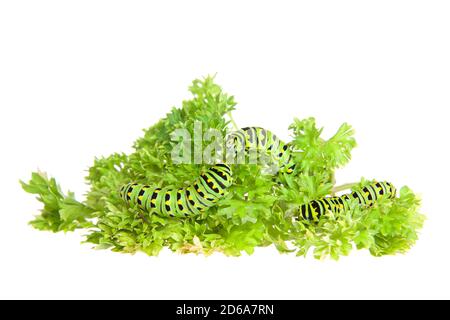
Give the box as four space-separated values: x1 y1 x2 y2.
120 164 232 217
299 181 396 221
227 127 296 174
120 127 296 217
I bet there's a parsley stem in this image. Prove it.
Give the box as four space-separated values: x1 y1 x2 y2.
227 112 239 130
332 182 358 195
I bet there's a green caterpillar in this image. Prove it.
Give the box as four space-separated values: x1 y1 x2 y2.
120 164 232 217
227 127 296 174
299 181 397 221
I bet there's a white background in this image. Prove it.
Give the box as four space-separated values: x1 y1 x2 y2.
1 1 449 300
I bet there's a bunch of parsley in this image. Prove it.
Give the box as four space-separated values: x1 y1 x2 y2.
21 76 425 259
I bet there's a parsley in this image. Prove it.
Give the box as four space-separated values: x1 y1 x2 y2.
21 76 425 259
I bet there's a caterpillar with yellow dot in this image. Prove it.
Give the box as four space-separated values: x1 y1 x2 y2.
227 127 296 174
120 164 233 218
299 181 396 221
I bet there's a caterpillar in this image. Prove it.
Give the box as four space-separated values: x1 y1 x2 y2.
120 164 232 217
299 181 397 221
226 127 296 174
